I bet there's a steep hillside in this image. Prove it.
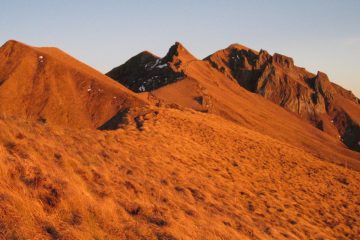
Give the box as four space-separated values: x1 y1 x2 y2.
0 40 147 128
107 43 360 169
0 108 359 240
1 39 359 239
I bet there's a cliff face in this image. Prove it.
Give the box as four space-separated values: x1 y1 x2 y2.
205 45 360 151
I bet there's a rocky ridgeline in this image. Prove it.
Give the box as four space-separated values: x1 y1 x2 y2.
206 45 360 151
108 43 360 151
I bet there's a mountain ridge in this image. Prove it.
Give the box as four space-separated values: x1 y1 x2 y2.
0 39 359 240
107 41 360 152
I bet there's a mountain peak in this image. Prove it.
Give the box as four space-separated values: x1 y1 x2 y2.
0 39 33 55
131 51 159 64
1 39 25 48
272 53 294 68
174 41 184 47
162 42 197 63
105 42 196 93
0 39 63 60
227 43 258 53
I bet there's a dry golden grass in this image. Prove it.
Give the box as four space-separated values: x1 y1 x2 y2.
0 40 146 128
0 108 359 240
149 48 360 170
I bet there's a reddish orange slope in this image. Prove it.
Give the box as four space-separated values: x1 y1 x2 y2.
0 40 147 128
107 42 360 169
0 108 359 239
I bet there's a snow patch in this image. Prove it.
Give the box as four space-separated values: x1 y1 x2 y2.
157 63 168 69
149 59 160 69
139 85 146 92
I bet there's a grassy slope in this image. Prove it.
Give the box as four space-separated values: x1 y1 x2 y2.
0 108 359 240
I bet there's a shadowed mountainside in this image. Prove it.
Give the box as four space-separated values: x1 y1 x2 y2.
106 42 197 93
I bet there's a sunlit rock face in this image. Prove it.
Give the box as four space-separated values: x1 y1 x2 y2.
205 44 360 151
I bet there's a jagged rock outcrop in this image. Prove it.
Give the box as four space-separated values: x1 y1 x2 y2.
272 53 294 69
106 42 197 92
332 83 360 104
205 44 360 151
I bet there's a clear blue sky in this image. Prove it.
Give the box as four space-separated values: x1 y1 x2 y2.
1 0 359 96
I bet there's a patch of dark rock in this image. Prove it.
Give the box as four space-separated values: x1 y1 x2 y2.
44 226 61 240
148 217 167 227
337 176 349 185
156 232 177 240
98 109 129 130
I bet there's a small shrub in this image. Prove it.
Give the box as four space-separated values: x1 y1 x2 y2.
54 153 62 160
4 141 16 153
44 225 60 240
